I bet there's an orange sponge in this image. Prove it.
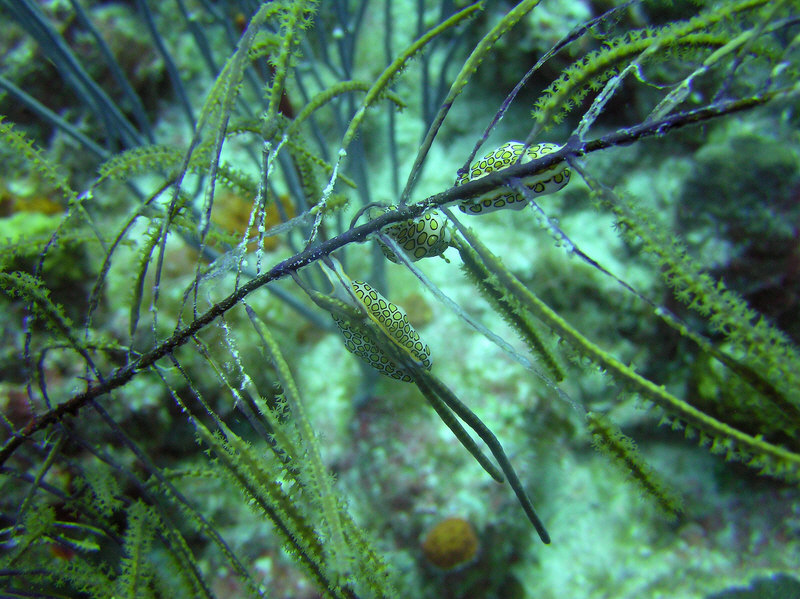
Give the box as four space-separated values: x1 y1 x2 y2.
421 517 479 570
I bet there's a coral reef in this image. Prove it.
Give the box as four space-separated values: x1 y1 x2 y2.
1 1 799 598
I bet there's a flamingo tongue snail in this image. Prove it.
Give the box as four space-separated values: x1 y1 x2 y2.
456 141 571 214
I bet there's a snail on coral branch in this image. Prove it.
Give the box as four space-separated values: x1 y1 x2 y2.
292 257 551 544
297 257 432 381
456 141 570 214
332 277 432 381
371 206 452 263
